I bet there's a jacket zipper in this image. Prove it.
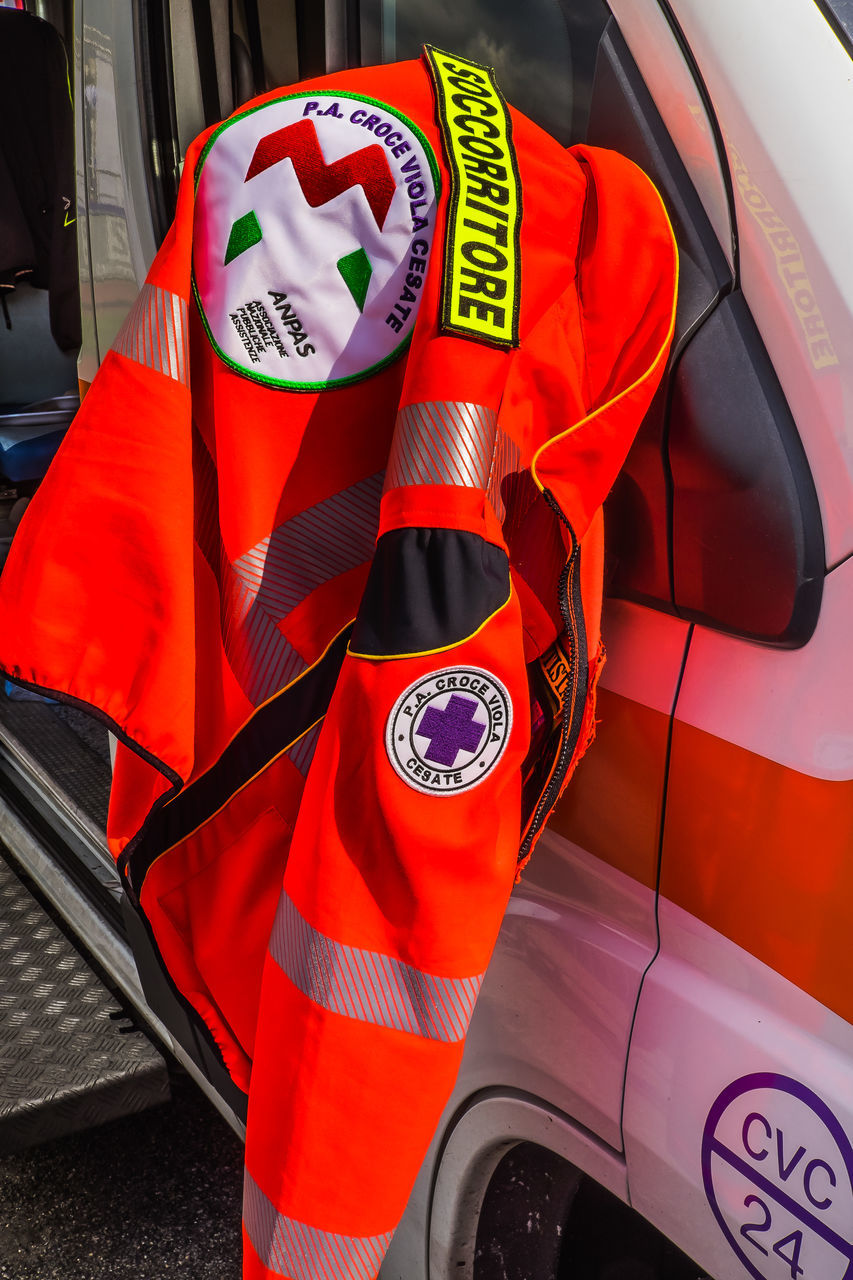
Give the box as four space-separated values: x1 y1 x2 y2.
518 489 588 864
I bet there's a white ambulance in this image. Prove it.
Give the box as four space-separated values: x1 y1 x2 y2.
0 2 851 1278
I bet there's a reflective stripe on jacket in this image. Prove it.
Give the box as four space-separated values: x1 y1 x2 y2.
0 50 677 1280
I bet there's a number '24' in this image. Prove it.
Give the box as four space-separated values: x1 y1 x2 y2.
741 1195 804 1278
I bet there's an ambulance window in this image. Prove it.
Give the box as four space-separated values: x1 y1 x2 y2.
668 292 824 645
168 0 304 158
591 20 824 646
590 19 733 611
361 0 610 145
139 0 321 241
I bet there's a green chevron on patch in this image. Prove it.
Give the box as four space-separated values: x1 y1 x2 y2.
337 248 373 312
423 45 521 349
224 210 263 265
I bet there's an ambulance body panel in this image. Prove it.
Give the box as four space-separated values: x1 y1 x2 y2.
624 900 853 1280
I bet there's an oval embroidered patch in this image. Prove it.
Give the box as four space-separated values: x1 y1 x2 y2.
192 91 440 390
385 667 513 795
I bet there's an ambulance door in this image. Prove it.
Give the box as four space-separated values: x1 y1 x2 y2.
501 7 738 1153
622 1 853 1277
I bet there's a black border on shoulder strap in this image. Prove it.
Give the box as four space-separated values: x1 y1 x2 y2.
423 44 522 350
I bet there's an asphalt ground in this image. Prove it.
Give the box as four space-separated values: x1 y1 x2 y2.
0 1070 244 1279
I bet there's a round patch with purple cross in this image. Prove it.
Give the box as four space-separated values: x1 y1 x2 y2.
385 666 512 796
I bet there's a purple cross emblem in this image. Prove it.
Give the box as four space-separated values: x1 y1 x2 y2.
415 694 487 767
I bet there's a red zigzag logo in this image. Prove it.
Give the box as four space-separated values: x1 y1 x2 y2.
245 119 397 230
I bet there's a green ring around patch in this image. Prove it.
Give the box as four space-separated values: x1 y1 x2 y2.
191 89 441 392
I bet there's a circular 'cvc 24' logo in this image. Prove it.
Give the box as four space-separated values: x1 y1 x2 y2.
702 1073 853 1280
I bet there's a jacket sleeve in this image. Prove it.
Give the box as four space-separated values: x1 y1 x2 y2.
242 391 531 1272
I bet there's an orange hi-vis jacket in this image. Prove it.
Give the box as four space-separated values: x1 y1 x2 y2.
0 50 676 1280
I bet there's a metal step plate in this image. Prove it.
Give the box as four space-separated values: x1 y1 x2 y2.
0 851 169 1152
0 690 112 832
